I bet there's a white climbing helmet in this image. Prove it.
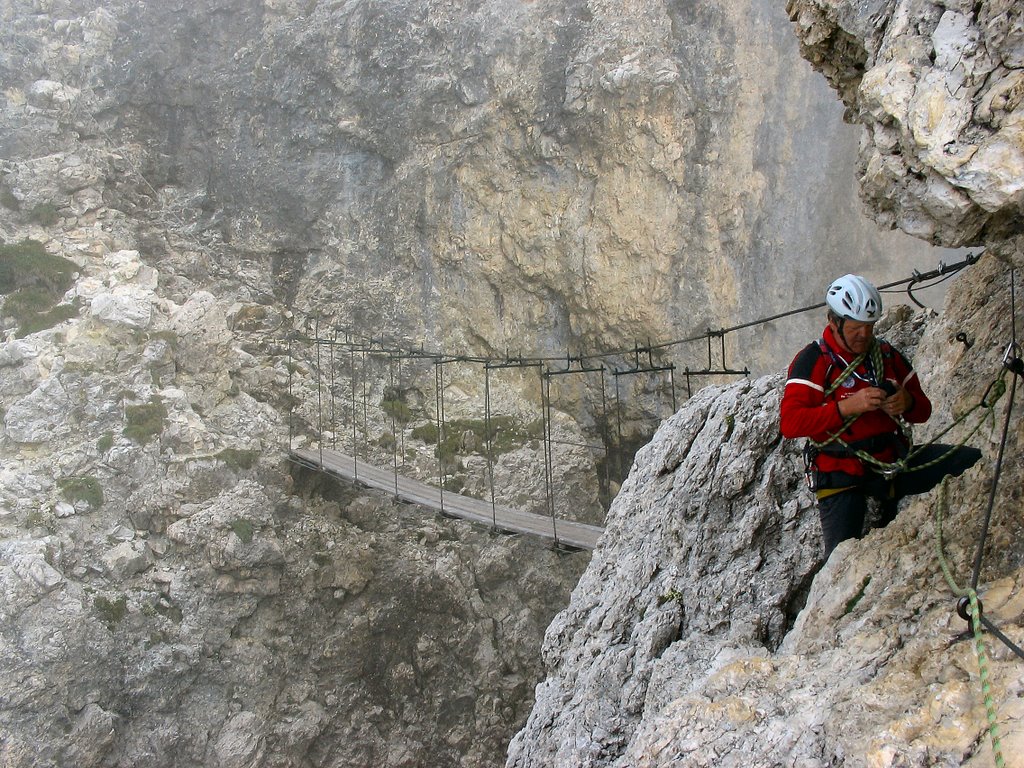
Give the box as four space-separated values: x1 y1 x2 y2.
825 274 883 322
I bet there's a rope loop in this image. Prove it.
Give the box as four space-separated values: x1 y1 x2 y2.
981 374 1007 409
810 356 1006 477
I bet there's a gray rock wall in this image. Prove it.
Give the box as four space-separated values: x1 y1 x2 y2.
2 0 952 373
3 0 1018 766
788 0 1024 246
509 249 1024 766
510 0 1024 764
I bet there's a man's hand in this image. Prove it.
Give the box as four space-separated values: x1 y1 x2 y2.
838 386 887 416
881 382 912 417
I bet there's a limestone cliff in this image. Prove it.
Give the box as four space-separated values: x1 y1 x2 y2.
1 0 948 373
511 1 1024 765
509 257 1024 766
788 0 1024 246
0 1 1011 767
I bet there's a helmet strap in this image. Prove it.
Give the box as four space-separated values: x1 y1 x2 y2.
837 316 852 351
830 313 856 354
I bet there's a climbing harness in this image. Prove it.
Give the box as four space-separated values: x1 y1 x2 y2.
805 338 1006 483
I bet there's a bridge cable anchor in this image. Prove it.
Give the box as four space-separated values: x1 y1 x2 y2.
956 594 983 633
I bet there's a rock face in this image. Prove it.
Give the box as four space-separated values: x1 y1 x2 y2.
788 0 1024 246
510 1 1024 764
1 0 948 375
1 1 1019 768
509 258 1024 765
0 231 588 767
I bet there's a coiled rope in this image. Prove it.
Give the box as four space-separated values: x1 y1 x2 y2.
808 341 1006 477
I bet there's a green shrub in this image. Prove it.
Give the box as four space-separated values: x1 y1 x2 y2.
57 475 104 510
7 295 80 337
380 387 415 424
844 576 871 615
97 432 114 452
94 595 128 628
0 239 76 294
657 588 684 607
443 475 466 494
123 397 167 444
412 415 542 460
0 239 79 337
28 202 60 227
215 448 259 470
0 186 19 211
229 518 254 544
154 601 183 624
381 397 414 424
411 422 439 444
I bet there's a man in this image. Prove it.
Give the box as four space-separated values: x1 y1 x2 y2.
780 274 982 558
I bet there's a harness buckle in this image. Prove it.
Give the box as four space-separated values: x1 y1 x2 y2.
879 464 901 481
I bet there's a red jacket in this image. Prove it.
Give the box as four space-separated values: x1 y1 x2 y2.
780 326 932 475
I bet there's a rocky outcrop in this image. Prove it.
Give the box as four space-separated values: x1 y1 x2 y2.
0 228 588 767
511 0 1024 764
787 0 1024 246
3 1 1019 767
509 254 1024 765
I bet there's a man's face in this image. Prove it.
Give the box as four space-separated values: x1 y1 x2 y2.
832 317 875 355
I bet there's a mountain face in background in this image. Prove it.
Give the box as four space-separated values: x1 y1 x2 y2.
1 0 1018 767
2 0 948 369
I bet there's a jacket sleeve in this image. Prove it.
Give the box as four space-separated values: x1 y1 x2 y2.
779 344 846 439
891 347 932 423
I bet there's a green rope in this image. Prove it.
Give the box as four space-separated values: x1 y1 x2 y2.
935 481 1006 768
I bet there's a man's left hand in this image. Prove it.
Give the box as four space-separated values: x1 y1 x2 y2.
881 382 912 417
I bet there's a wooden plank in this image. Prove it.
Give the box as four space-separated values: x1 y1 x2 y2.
290 447 604 550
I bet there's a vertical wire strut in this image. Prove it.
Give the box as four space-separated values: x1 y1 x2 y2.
435 358 446 513
287 334 295 448
600 366 611 502
398 355 406 466
350 341 358 480
315 317 324 467
330 328 338 450
361 347 369 468
541 367 558 547
485 364 497 529
669 364 677 414
614 373 624 484
389 353 398 496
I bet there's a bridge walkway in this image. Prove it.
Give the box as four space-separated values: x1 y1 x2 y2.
290 447 605 550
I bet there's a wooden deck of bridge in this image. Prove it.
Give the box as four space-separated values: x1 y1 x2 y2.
290 447 604 550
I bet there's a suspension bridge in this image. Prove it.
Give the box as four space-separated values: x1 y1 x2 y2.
286 255 979 550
